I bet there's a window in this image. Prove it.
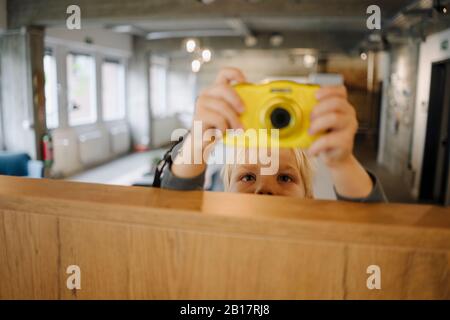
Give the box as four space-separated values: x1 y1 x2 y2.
43 50 59 129
150 56 168 117
102 59 126 121
67 53 97 126
167 71 196 115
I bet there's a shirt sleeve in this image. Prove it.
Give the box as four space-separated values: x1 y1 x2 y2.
160 138 206 191
160 165 206 191
334 170 388 203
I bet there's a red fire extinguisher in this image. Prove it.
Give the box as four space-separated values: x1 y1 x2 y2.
42 132 54 168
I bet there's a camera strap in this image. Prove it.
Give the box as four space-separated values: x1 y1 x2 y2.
152 135 185 188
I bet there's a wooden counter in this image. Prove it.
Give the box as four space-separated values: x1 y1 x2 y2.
0 175 449 299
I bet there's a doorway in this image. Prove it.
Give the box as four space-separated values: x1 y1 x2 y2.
419 59 450 206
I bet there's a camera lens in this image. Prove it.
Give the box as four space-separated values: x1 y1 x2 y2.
270 107 291 129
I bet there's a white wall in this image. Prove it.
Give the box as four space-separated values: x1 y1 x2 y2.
198 49 316 92
412 28 450 197
0 0 6 31
167 64 197 115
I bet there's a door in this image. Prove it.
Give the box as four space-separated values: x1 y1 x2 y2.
419 59 450 206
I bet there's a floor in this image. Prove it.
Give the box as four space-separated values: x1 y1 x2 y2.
68 149 165 186
68 134 417 204
353 134 416 204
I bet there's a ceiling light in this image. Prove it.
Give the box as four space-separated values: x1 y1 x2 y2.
303 54 316 68
245 35 258 47
185 38 198 53
269 33 284 47
192 59 202 73
369 33 382 42
434 0 448 15
112 25 134 33
201 48 212 62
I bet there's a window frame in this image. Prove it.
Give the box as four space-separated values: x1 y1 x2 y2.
150 55 169 118
43 47 60 130
101 57 127 122
44 36 130 130
66 51 99 127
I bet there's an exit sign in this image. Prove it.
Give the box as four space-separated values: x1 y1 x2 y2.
441 39 449 51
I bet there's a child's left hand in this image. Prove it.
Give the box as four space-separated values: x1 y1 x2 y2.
307 85 358 168
308 85 375 199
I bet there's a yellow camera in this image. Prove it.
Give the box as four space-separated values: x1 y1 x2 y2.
223 80 320 148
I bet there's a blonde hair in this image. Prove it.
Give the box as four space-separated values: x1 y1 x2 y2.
221 148 315 198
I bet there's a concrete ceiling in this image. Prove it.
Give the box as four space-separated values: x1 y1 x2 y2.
104 0 413 38
8 0 449 53
122 16 371 40
9 0 414 31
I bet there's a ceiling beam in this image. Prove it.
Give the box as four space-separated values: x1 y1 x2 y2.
226 18 253 37
146 29 241 41
142 31 366 54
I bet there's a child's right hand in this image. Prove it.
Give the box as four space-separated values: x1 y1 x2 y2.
192 67 247 150
171 67 246 179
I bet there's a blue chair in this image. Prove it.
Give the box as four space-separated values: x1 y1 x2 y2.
0 152 44 178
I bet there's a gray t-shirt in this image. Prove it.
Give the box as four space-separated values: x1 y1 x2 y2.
161 163 388 203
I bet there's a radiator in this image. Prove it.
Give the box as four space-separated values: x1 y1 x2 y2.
51 129 82 176
109 124 130 155
78 130 109 166
152 116 182 147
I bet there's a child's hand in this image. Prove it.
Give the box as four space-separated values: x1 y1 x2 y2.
171 67 246 179
308 86 375 198
192 67 246 149
307 86 358 168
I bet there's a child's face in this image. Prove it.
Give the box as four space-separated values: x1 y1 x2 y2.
227 148 306 197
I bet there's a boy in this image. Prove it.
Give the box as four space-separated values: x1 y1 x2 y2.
161 67 386 203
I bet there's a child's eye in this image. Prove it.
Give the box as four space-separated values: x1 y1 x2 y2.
240 174 256 182
278 174 293 183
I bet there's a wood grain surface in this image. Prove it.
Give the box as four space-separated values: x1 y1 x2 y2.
0 175 449 299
